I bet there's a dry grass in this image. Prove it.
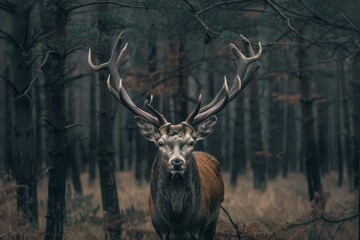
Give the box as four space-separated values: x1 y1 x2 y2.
0 171 357 239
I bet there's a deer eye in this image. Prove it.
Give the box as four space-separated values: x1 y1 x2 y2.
158 141 164 147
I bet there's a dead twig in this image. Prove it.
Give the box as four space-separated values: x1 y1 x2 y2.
13 51 50 104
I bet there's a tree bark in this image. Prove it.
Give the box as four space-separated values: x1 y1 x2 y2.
89 73 97 184
231 93 246 186
281 77 290 178
43 3 67 239
66 83 83 194
4 68 14 178
96 3 121 238
171 37 188 123
351 60 360 191
317 101 329 175
298 43 323 210
250 77 266 191
341 61 353 192
11 1 38 225
336 59 344 187
268 78 282 180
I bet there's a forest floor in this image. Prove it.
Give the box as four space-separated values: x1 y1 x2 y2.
0 171 357 239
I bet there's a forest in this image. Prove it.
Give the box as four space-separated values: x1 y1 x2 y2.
0 0 359 239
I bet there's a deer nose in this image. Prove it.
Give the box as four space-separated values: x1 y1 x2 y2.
171 159 184 168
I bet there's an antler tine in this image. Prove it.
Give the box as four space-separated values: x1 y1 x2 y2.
88 31 164 127
195 39 261 116
237 35 262 89
184 94 202 125
106 75 122 103
88 31 125 71
144 95 169 126
188 37 262 126
191 77 229 125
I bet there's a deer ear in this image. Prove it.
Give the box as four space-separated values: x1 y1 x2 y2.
193 115 217 141
134 116 161 142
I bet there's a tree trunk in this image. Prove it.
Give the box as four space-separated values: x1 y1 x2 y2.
250 77 266 191
351 60 360 191
171 37 188 123
317 101 329 175
298 43 323 212
4 67 14 178
268 78 282 180
89 74 97 184
144 32 158 181
34 77 43 173
336 60 343 187
66 83 83 194
135 134 147 183
0 40 6 175
281 78 290 178
205 62 223 161
96 3 121 239
231 93 246 186
11 1 38 225
341 61 353 192
43 4 68 239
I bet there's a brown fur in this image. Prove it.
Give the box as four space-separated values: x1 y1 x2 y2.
195 152 224 223
148 151 224 239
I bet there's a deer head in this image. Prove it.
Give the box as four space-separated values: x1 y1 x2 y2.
88 32 262 175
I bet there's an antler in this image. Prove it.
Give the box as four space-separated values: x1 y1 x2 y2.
184 35 262 126
88 32 168 127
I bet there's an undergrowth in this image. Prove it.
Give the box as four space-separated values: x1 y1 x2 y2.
0 172 357 239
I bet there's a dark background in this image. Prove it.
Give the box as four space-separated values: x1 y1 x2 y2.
0 0 359 239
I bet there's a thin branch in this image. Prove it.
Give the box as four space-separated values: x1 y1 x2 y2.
66 73 92 82
339 10 360 32
195 14 222 36
182 0 222 36
221 205 241 240
197 0 254 16
288 214 358 228
265 0 352 58
0 0 15 14
66 1 158 14
65 123 84 130
44 119 60 131
0 29 18 46
183 0 196 13
275 2 359 33
0 74 18 94
265 0 313 43
13 51 50 104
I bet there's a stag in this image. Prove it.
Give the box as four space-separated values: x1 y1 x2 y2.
88 32 262 240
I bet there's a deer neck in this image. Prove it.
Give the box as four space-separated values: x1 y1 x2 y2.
150 153 201 219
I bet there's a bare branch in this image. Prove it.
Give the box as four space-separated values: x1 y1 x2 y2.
0 0 15 14
66 1 158 14
65 123 84 130
339 10 360 32
197 0 255 16
0 74 18 94
0 29 19 46
13 51 50 104
265 0 313 43
288 214 358 228
220 205 241 240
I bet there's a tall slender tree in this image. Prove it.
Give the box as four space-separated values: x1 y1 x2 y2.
10 0 38 225
93 2 121 238
42 0 69 238
298 39 323 211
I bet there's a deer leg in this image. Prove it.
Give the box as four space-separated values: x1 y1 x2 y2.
202 218 218 240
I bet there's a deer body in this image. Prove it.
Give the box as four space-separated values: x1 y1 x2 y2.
149 151 224 239
88 31 261 240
